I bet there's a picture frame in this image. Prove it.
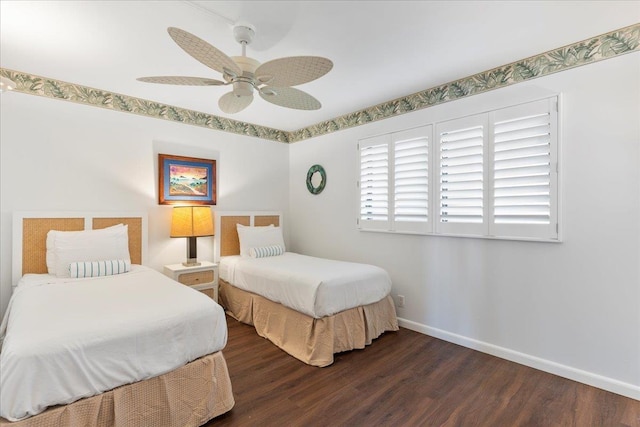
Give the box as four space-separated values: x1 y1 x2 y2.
158 154 216 205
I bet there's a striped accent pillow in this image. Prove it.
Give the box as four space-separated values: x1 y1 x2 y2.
69 259 132 278
249 245 285 258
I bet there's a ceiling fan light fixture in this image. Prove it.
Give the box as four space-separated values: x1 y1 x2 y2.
232 81 254 97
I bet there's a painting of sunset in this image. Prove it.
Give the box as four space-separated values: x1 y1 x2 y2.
159 154 216 205
169 164 208 196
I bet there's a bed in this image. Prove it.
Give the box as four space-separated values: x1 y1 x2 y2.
0 212 234 426
215 211 398 367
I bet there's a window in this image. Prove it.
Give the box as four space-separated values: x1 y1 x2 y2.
359 126 431 234
358 96 559 241
393 127 430 232
359 134 390 230
435 114 488 236
490 98 558 239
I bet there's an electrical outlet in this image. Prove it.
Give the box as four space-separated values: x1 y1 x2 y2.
397 295 405 308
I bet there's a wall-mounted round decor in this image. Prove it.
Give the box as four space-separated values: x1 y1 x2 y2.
306 164 326 195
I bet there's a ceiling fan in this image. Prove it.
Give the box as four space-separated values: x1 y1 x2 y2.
138 24 333 114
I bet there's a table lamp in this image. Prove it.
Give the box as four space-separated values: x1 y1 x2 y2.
170 206 214 266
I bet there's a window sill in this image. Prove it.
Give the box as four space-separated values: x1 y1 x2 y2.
358 227 562 243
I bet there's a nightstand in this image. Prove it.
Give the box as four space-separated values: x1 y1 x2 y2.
163 261 219 302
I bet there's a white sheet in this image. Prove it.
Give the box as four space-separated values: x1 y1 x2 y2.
220 253 391 318
0 265 227 422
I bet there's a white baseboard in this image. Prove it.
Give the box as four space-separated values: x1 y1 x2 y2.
398 317 640 401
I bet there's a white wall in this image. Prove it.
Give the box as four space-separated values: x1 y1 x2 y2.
1 45 637 402
289 53 640 398
0 94 289 317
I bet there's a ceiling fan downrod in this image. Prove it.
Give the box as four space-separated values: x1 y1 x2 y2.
230 23 260 97
233 23 255 57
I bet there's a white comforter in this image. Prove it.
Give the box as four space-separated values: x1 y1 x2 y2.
220 253 391 318
0 266 227 422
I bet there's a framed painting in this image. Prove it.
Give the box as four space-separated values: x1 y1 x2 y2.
159 154 216 205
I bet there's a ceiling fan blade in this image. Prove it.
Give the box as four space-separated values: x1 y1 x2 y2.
259 86 321 110
167 27 241 77
219 91 253 114
137 76 226 86
255 56 333 87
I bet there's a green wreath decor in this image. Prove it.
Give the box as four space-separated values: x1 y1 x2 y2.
306 164 326 195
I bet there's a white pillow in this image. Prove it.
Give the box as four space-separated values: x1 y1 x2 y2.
46 224 126 272
46 224 131 277
69 259 131 278
236 224 285 257
249 245 285 258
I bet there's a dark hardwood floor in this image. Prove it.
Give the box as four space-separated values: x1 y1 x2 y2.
207 316 640 427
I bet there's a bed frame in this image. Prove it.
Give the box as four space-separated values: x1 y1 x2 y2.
215 211 399 367
11 211 148 286
2 212 234 427
214 210 282 260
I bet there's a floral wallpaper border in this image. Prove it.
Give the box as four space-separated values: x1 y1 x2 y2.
1 23 638 144
0 69 289 143
288 23 640 142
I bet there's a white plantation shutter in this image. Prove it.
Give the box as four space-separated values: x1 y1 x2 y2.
490 97 558 239
393 126 431 233
359 126 432 234
358 96 559 241
436 114 488 235
359 134 391 230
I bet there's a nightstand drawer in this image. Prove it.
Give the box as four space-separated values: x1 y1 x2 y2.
164 261 218 303
178 270 214 286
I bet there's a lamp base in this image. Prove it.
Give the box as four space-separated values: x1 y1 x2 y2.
183 237 200 267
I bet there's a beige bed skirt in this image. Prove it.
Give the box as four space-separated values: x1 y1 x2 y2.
0 352 234 427
219 279 399 367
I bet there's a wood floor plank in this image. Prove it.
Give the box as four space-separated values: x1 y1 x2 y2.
208 316 640 426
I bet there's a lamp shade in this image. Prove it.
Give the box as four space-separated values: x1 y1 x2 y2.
170 206 214 237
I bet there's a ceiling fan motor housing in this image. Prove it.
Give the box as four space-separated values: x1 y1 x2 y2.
230 56 261 97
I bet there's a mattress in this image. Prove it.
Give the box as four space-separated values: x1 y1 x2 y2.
219 252 392 318
0 265 228 422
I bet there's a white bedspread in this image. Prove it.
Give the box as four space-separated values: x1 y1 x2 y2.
0 265 227 422
220 253 391 318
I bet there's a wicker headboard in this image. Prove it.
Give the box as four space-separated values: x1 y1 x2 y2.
215 211 281 259
12 212 147 285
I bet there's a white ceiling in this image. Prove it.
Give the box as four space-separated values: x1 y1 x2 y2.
1 1 638 132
